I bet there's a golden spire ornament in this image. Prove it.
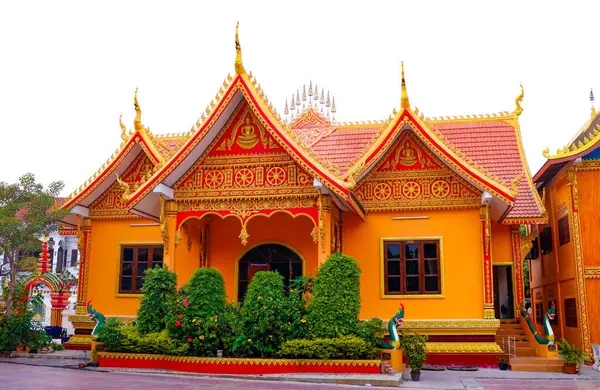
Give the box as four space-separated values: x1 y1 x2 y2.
234 22 246 75
400 61 410 109
119 114 128 142
591 88 597 119
514 84 524 116
133 88 144 132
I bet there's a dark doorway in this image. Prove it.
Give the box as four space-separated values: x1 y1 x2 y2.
237 244 303 301
493 265 515 319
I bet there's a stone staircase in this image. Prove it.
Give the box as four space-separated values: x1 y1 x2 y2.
496 319 563 372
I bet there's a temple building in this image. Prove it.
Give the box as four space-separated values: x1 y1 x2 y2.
531 95 600 357
59 27 547 364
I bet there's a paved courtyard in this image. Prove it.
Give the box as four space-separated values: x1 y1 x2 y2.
1 361 600 389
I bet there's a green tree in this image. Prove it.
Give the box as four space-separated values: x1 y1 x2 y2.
0 174 66 316
240 271 288 357
136 266 177 334
308 252 362 338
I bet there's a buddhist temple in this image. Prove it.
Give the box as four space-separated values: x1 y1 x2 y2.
59 26 547 365
531 92 600 358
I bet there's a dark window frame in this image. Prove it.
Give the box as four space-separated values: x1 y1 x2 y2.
118 245 164 294
558 215 570 246
383 240 441 295
564 298 578 328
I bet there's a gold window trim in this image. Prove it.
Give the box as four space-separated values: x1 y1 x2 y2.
379 237 445 299
115 242 164 298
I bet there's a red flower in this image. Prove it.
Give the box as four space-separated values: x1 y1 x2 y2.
179 313 183 319
187 338 193 343
183 299 189 307
175 320 181 327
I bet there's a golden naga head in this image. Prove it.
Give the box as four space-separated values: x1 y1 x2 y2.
134 88 144 132
514 84 524 116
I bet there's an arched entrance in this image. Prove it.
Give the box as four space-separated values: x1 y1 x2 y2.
237 243 303 301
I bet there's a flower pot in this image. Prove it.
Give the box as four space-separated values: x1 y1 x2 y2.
499 362 508 371
410 371 421 381
564 363 578 374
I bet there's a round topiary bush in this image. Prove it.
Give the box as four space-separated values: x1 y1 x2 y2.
136 266 177 335
308 252 361 338
240 271 288 357
186 267 226 318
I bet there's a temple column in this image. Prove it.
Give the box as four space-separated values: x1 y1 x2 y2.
480 203 495 319
50 291 70 327
511 227 525 315
317 194 333 265
567 170 592 355
162 198 177 270
66 217 96 350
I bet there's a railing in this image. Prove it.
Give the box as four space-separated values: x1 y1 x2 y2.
501 336 517 357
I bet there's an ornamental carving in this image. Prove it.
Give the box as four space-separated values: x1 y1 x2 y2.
355 132 481 211
177 197 317 219
175 102 316 200
90 152 155 218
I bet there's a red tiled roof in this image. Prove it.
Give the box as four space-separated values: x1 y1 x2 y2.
432 121 543 220
292 111 543 220
311 127 381 174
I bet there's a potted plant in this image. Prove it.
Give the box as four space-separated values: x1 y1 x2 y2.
557 338 590 374
399 333 428 381
498 355 509 370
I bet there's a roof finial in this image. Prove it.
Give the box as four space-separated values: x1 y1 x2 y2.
591 88 597 119
234 22 246 75
514 84 524 116
401 62 410 109
284 98 289 115
119 114 128 142
133 88 144 132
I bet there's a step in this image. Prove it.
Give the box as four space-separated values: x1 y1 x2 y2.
496 336 528 344
515 348 537 357
500 319 520 324
497 328 526 335
499 324 522 330
509 357 564 373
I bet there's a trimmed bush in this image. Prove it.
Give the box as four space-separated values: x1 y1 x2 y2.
98 319 188 355
137 266 177 335
308 253 361 338
278 335 377 359
167 267 227 356
240 271 288 357
186 268 226 318
355 318 385 347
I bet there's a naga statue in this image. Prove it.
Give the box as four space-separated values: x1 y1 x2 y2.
520 299 556 345
381 304 405 349
87 300 105 335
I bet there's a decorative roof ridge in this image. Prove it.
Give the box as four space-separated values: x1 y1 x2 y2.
426 85 524 125
542 122 600 160
331 119 388 128
61 90 164 209
343 108 516 202
508 110 547 220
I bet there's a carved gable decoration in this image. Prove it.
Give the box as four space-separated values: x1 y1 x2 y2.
355 131 481 211
90 152 156 218
174 102 316 200
211 102 282 156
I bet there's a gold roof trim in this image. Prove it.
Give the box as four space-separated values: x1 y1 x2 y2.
234 22 246 75
542 123 600 160
400 62 410 109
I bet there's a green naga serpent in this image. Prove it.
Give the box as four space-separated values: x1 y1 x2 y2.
520 299 556 345
87 300 105 335
381 303 405 349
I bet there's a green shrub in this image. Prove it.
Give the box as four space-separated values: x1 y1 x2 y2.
186 268 226 318
137 266 177 335
218 302 244 357
166 268 227 356
240 271 288 357
96 318 124 351
51 343 65 351
355 318 385 347
278 335 377 359
98 319 188 355
281 277 312 341
398 333 428 373
308 253 361 338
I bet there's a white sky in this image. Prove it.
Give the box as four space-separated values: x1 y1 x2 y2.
2 1 599 195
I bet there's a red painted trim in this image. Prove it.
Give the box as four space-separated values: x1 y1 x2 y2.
124 75 362 215
425 353 503 368
360 110 514 202
98 355 381 374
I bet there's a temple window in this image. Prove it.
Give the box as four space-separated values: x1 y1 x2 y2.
539 226 553 254
383 240 441 295
535 302 543 324
70 249 78 267
558 216 570 246
564 298 577 327
119 245 164 294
